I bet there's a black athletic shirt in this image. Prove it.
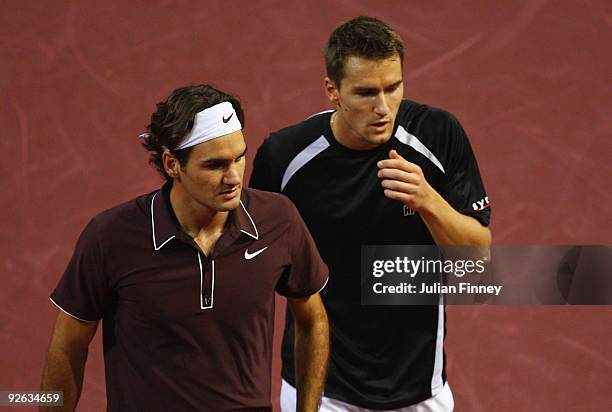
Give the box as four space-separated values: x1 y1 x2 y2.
250 100 491 409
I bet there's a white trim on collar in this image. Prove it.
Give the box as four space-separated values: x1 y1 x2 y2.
150 192 175 251
239 199 259 240
151 192 259 246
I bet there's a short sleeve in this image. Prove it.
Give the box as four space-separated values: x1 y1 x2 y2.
50 218 110 321
275 201 328 298
249 137 279 192
441 115 491 227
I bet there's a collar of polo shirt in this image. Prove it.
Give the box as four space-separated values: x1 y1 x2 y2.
150 184 258 251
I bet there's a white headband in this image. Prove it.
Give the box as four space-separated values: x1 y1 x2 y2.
174 101 242 150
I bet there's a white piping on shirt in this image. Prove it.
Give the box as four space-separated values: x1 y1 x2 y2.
307 109 334 119
198 253 215 310
315 276 330 294
49 297 98 323
431 294 446 394
394 126 446 174
281 136 330 191
150 192 175 251
239 200 259 240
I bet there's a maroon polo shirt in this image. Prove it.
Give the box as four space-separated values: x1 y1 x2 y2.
50 184 328 411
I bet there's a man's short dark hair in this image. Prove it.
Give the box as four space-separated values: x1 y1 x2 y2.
142 84 244 181
325 16 404 87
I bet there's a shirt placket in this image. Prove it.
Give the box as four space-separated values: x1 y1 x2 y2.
198 251 214 310
179 222 242 311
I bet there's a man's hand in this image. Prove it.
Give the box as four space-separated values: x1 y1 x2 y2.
377 149 491 246
377 149 435 212
287 293 329 412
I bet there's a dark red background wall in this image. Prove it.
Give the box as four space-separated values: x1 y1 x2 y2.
1 1 611 411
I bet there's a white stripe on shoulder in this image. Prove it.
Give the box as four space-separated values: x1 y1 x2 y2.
307 109 334 119
395 125 445 174
281 136 330 191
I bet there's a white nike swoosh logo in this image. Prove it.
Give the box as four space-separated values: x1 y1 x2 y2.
244 246 268 260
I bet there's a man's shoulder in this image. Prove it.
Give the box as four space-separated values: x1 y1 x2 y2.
88 190 155 231
398 99 460 129
240 187 300 227
241 187 294 211
264 110 332 152
251 111 333 189
396 99 471 159
68 190 155 253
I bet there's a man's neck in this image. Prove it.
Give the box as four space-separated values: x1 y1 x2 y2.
330 111 380 151
169 185 229 240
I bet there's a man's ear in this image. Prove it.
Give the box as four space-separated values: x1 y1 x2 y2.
162 151 180 178
324 77 340 108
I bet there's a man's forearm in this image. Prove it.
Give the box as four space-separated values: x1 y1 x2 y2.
294 317 329 412
419 190 491 246
377 150 491 247
40 346 88 412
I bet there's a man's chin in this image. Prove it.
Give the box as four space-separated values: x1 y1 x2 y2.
365 132 392 147
216 195 241 211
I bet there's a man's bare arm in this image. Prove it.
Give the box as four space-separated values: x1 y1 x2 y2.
378 149 492 247
40 311 98 412
287 293 329 412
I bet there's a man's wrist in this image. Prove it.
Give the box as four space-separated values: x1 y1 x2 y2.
413 188 447 220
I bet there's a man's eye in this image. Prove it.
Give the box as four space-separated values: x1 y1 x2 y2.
204 162 224 169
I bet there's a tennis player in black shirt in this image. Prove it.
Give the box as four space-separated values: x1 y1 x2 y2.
251 16 491 411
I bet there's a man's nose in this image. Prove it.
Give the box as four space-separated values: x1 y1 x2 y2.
373 92 390 116
223 164 242 186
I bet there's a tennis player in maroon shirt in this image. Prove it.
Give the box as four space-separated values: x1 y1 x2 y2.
41 84 329 412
